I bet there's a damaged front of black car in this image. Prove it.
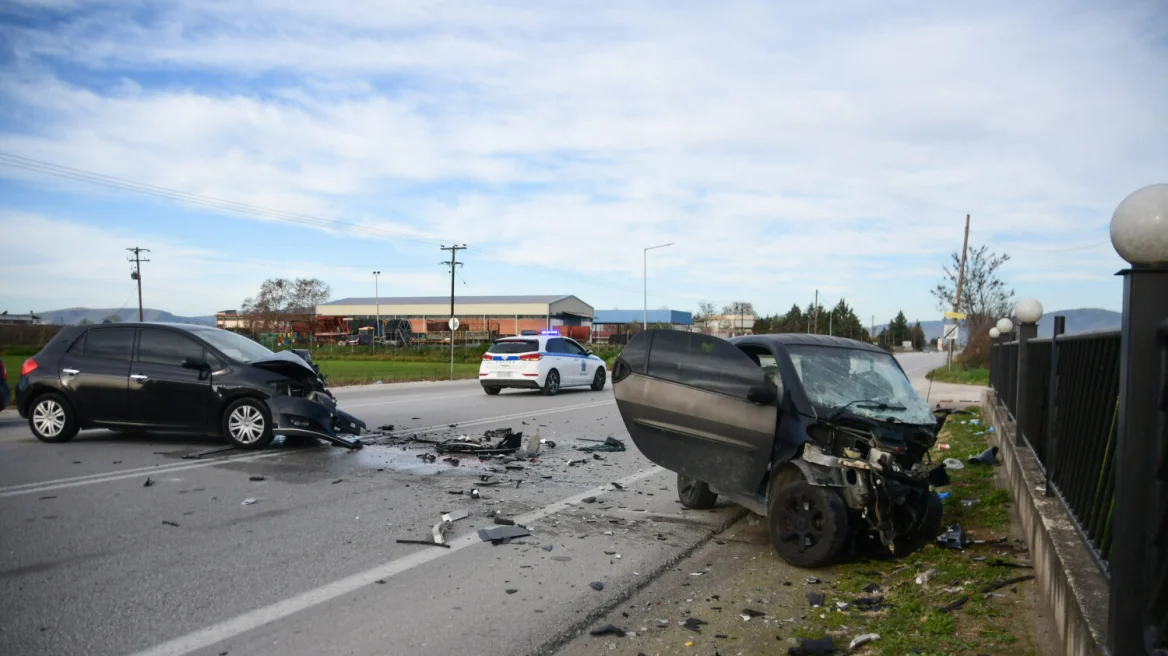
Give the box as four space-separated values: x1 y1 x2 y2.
611 330 949 568
240 350 367 450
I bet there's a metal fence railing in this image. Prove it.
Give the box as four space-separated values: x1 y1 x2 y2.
990 328 1121 569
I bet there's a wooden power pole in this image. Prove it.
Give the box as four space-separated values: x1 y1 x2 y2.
949 215 971 368
126 247 150 321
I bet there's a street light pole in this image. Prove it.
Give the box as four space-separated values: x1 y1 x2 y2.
643 243 674 330
373 271 381 347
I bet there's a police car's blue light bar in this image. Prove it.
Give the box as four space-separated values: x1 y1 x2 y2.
540 330 560 336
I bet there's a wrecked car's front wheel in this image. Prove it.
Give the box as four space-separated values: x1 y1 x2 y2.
222 398 275 449
768 477 850 568
677 473 718 509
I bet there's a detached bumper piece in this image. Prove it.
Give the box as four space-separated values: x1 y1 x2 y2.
267 395 367 450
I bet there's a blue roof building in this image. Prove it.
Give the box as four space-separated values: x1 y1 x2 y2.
593 309 692 326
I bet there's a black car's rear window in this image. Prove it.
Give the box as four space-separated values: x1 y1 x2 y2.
488 340 539 354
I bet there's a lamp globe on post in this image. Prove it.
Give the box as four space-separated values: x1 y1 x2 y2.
1015 298 1043 325
1105 183 1168 656
995 318 1014 334
989 327 1000 339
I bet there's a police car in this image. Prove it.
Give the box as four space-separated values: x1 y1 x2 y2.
479 331 607 396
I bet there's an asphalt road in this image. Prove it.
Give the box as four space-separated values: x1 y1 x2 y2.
0 352 953 656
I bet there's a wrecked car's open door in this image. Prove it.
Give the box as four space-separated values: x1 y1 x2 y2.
612 330 778 498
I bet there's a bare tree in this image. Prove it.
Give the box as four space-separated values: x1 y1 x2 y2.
241 278 331 331
931 244 1013 367
694 300 718 333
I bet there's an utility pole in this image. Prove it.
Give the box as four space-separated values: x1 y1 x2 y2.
373 271 381 348
440 244 466 380
126 247 150 321
871 315 875 343
813 289 819 334
949 214 971 369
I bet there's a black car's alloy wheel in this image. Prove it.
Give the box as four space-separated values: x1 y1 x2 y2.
677 473 718 509
542 370 560 396
222 398 275 449
768 478 850 568
28 393 79 443
590 367 606 391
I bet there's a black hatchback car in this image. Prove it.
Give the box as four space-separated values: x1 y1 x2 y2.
15 323 366 449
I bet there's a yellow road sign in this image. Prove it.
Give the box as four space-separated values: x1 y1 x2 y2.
944 311 967 320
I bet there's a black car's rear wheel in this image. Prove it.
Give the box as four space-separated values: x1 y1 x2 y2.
768 474 850 568
677 473 718 509
590 367 606 391
222 398 274 449
28 393 79 443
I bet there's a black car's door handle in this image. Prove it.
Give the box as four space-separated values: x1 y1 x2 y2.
130 374 149 381
62 368 80 376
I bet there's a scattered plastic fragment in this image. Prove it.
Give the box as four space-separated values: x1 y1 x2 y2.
143 478 154 487
849 633 881 649
249 476 265 482
960 498 979 507
611 482 624 490
471 489 481 500
681 617 706 632
241 498 258 506
161 520 179 527
741 608 766 619
938 443 951 450
590 624 626 637
542 544 554 552
396 539 451 548
582 496 598 504
590 581 604 591
494 516 516 526
943 457 965 470
862 583 881 594
576 437 626 453
835 601 849 610
915 568 938 585
969 446 1000 466
788 637 835 655
477 525 531 545
980 575 1036 593
938 596 969 613
378 424 395 431
937 524 973 550
806 592 825 607
417 453 437 463
987 426 996 433
850 596 885 611
806 576 821 584
505 588 518 594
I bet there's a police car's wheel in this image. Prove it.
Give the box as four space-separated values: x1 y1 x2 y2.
542 370 560 396
590 367 606 391
482 385 501 396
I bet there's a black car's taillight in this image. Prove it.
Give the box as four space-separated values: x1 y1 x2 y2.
21 358 38 377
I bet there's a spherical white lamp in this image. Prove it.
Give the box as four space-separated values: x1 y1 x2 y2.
989 327 1001 338
996 318 1014 334
1015 298 1043 324
1110 183 1168 265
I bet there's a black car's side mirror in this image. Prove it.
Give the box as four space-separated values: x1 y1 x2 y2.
746 385 777 405
181 358 210 371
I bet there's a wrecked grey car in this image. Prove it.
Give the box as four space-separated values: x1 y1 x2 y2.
612 331 951 567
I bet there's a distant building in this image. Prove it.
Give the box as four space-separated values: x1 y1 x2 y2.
703 313 757 337
0 311 40 325
215 310 244 330
592 309 693 341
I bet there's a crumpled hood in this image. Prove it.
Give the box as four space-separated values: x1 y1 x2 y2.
247 351 321 383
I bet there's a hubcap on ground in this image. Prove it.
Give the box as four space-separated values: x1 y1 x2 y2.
33 400 65 437
229 405 265 444
779 493 825 552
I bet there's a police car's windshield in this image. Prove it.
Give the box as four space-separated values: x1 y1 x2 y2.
785 345 934 425
488 340 540 354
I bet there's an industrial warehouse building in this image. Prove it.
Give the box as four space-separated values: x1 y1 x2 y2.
591 309 693 341
314 295 595 341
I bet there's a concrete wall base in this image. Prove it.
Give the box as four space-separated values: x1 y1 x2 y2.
983 390 1111 656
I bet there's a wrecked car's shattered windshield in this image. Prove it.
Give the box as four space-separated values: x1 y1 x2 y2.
785 345 934 425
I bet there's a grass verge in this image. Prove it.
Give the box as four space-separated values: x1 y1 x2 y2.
316 360 481 385
927 365 990 386
790 406 1038 655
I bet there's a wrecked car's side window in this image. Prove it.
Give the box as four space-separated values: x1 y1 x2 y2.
647 331 763 398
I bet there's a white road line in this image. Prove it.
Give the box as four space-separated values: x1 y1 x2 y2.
0 452 286 498
342 392 481 409
129 465 665 656
0 399 615 498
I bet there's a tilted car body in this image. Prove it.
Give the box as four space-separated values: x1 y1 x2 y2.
479 332 608 396
612 330 950 567
15 323 366 449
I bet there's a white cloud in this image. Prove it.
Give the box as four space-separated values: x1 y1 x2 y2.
0 0 1163 318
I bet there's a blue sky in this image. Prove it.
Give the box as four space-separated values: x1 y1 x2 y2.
1 0 1164 322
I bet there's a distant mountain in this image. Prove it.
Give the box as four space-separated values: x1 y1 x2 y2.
35 308 216 326
875 308 1121 343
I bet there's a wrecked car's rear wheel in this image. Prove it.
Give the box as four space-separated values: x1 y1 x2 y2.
222 398 274 450
768 477 850 568
542 370 560 396
482 385 501 396
590 367 606 391
677 473 718 509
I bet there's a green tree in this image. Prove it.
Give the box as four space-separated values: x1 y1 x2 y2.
910 321 926 349
888 311 910 346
